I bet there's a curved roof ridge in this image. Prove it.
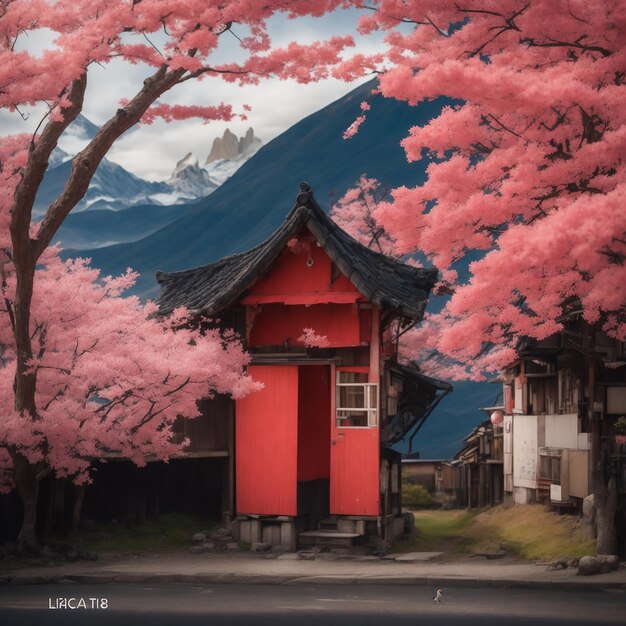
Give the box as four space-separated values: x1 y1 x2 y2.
155 182 437 319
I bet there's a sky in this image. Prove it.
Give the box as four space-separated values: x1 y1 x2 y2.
0 9 388 181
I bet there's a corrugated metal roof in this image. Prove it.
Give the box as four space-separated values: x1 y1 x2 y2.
156 183 438 319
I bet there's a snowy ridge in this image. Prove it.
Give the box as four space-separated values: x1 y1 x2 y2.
36 120 262 217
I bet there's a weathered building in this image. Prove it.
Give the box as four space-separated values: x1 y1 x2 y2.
155 183 450 549
454 418 504 509
498 308 626 550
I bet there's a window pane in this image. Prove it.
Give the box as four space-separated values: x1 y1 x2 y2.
339 385 365 409
368 385 377 409
337 410 368 427
339 371 368 384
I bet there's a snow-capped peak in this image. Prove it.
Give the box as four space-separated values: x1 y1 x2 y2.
166 152 217 200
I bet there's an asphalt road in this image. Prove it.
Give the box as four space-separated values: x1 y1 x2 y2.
0 583 624 626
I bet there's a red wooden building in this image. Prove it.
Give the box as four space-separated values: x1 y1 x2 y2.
156 183 450 550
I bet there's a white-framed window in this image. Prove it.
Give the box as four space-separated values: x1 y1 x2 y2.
336 370 378 427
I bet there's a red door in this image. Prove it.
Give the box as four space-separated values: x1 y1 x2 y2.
330 369 379 515
235 365 298 516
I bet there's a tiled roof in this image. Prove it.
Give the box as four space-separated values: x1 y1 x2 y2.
156 183 438 319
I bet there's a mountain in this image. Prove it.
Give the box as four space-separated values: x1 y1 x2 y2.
166 153 218 200
65 114 100 141
61 80 492 458
34 156 172 218
53 202 190 251
205 127 262 164
161 129 262 201
38 120 260 225
49 147 71 168
203 128 263 186
79 80 451 294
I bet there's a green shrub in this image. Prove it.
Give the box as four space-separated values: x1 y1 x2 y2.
402 482 435 508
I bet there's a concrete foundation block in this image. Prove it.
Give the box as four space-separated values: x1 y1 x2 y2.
249 520 262 543
337 519 356 533
280 522 296 551
262 524 281 546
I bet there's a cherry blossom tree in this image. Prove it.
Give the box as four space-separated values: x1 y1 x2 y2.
344 0 625 554
298 327 331 348
330 175 396 255
0 0 374 550
0 248 259 549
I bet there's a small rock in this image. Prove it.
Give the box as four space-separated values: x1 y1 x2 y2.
578 555 602 576
250 542 271 552
226 542 239 550
598 554 619 573
209 526 232 539
567 557 580 569
40 546 54 559
190 545 206 554
200 542 216 551
298 552 316 560
471 551 507 560
65 548 80 563
191 532 207 543
403 512 416 535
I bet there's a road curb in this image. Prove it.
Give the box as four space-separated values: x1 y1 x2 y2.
3 571 625 592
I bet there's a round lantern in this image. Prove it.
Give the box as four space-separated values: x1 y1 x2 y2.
490 410 504 426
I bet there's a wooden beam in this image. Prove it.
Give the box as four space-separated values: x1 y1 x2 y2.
241 292 363 305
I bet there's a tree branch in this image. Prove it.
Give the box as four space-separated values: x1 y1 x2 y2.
520 36 612 58
33 64 187 258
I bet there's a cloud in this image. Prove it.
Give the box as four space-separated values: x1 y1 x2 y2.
2 8 388 181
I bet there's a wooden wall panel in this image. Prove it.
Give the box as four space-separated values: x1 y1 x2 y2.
249 303 361 348
248 236 359 297
235 366 298 515
330 426 379 516
184 395 233 451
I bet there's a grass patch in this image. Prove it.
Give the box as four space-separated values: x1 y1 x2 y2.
62 512 216 555
391 510 478 553
0 513 217 569
393 505 595 561
461 504 595 561
0 556 26 573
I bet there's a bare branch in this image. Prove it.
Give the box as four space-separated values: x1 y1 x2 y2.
520 35 612 58
482 113 526 140
164 376 191 397
142 32 164 57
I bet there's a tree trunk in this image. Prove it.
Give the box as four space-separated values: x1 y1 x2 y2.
590 394 618 555
595 475 618 555
72 485 85 532
11 452 43 552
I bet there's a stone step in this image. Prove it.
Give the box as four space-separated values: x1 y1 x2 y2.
318 518 339 531
317 518 365 535
297 530 360 548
